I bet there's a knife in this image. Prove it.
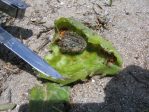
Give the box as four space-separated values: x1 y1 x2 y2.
0 0 28 18
0 0 62 79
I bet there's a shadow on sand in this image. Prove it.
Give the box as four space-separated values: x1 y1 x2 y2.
1 25 33 40
18 65 149 112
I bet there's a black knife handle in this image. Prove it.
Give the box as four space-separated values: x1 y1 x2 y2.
0 0 28 19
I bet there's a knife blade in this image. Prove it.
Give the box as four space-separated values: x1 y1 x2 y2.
0 26 62 79
0 0 28 18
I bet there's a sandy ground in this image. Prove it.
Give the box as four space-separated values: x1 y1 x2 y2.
0 0 149 112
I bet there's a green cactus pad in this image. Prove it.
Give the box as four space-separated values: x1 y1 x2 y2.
29 83 70 112
39 17 122 85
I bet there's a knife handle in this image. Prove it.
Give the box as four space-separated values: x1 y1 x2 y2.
0 0 28 19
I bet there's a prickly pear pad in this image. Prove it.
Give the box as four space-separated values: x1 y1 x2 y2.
29 83 70 112
39 17 122 85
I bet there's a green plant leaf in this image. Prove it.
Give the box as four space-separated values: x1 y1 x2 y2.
39 17 123 85
29 83 70 112
0 103 16 111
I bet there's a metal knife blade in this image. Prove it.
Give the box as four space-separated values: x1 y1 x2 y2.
0 0 28 18
0 26 62 79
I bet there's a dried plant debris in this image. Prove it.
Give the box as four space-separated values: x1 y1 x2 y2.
38 17 122 85
0 103 16 111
